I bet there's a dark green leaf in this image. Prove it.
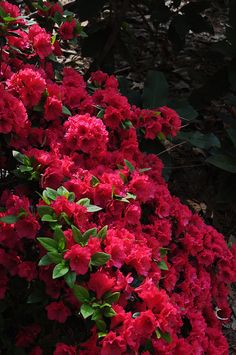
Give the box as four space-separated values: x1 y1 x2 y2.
37 237 58 252
143 70 169 108
91 252 110 266
103 307 116 318
45 187 57 200
104 292 120 304
90 175 100 187
37 205 54 218
80 304 94 319
41 214 57 222
38 254 53 266
206 154 236 173
77 198 90 206
97 225 108 240
95 319 107 332
178 131 221 149
73 285 90 302
48 252 63 263
54 227 66 251
0 215 18 224
82 228 97 244
57 186 69 196
226 128 236 147
71 225 83 244
52 263 69 279
62 105 72 116
124 159 135 172
157 260 169 271
64 271 76 288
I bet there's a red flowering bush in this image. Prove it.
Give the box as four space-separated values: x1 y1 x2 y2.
0 1 235 354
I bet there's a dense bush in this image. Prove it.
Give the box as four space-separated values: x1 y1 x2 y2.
0 1 235 354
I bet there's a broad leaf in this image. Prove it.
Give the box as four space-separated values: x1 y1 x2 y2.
143 70 169 108
52 263 69 279
91 252 110 266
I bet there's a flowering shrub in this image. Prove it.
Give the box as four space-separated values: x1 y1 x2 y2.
0 1 235 354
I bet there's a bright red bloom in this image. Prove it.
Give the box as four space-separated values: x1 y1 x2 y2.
64 114 108 155
64 245 91 275
59 19 77 40
88 270 115 299
101 332 127 355
7 68 46 108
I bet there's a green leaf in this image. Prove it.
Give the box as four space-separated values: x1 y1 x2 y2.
0 215 18 224
90 175 100 187
97 225 108 240
178 131 221 149
62 105 72 116
155 328 162 339
143 70 169 108
64 271 76 288
226 128 236 148
18 165 33 172
161 332 172 344
47 252 63 263
82 228 97 244
41 214 57 222
45 187 57 200
80 304 94 319
12 150 29 165
95 319 107 332
57 186 69 197
87 205 103 212
77 198 90 206
54 227 66 251
68 192 75 202
37 237 58 252
124 159 135 172
38 254 53 266
168 99 198 121
52 263 69 279
206 154 236 173
160 248 168 258
91 252 110 267
157 260 169 271
73 285 90 302
139 167 152 173
104 292 120 304
71 225 83 244
103 307 116 318
37 205 54 218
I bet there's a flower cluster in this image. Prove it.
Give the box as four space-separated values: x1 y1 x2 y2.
0 1 235 355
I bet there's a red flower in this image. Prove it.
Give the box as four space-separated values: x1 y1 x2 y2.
46 301 71 323
101 332 126 355
64 245 91 275
18 261 37 281
59 19 77 40
54 343 77 355
7 68 46 108
88 270 115 299
15 324 41 348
